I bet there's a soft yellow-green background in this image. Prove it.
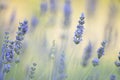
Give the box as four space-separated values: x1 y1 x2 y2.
1 0 120 80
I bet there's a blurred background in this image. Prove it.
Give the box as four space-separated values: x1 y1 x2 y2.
0 0 120 80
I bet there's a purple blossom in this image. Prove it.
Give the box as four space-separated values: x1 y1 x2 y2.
64 0 71 17
97 41 106 59
40 1 48 15
16 20 28 41
110 74 116 80
50 0 57 13
92 58 99 66
73 13 85 44
31 16 39 27
5 49 14 62
114 61 120 67
63 0 72 27
86 0 97 16
57 53 67 80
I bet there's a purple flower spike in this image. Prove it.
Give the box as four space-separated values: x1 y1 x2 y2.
73 13 85 44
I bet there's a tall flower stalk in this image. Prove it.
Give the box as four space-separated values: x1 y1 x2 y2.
73 13 85 44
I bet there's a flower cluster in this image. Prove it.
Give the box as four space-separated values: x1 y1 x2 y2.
73 13 85 44
1 20 28 73
92 41 106 67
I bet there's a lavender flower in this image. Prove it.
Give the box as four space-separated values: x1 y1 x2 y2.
31 15 39 28
40 1 48 15
17 20 28 36
0 20 28 76
14 41 22 55
5 49 14 63
63 0 72 27
73 13 85 44
1 33 15 63
110 74 116 80
15 20 28 55
50 0 57 13
114 61 120 67
57 52 67 80
86 0 97 16
97 41 106 59
92 58 99 66
81 42 93 67
64 0 71 18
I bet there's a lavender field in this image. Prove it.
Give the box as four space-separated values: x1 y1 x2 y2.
0 0 120 80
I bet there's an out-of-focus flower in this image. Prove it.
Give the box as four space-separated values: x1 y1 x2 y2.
114 61 120 67
50 0 57 13
73 13 85 44
81 42 93 67
0 72 4 80
57 52 67 80
63 0 72 27
31 15 39 28
110 74 116 80
92 58 99 66
0 20 28 75
97 41 106 59
86 0 97 16
40 1 48 15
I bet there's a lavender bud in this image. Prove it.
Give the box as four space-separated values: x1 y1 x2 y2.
114 61 120 67
92 58 99 66
110 74 116 80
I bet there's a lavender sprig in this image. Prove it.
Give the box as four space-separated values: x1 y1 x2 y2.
28 63 37 80
97 41 106 59
73 13 85 44
57 53 67 80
